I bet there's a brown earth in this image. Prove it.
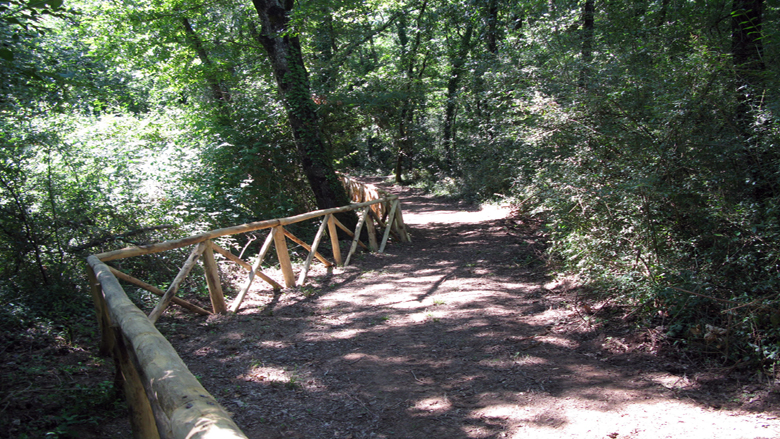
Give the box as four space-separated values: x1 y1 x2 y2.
150 181 780 439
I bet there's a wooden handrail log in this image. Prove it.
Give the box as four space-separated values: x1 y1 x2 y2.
282 228 333 267
332 216 369 250
338 175 390 219
94 197 397 262
210 242 282 291
148 242 207 324
87 256 247 439
82 177 410 437
231 230 278 311
297 214 332 286
108 267 212 316
344 206 369 266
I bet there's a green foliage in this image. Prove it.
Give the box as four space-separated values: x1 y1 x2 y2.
1 5 779 432
0 0 321 338
504 0 780 368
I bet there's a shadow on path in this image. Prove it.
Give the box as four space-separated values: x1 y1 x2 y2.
162 181 780 439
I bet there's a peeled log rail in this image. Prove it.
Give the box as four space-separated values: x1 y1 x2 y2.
96 196 408 321
86 178 409 438
339 174 391 220
297 215 332 286
230 230 277 313
108 267 211 316
210 242 282 291
87 256 247 439
93 198 400 262
282 228 333 267
148 242 208 324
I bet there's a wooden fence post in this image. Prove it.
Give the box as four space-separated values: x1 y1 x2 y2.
114 328 162 439
87 265 114 356
229 230 276 312
148 242 207 324
394 202 411 242
345 208 368 266
327 215 343 266
364 206 378 251
273 226 295 288
379 199 399 253
202 241 226 314
297 215 331 286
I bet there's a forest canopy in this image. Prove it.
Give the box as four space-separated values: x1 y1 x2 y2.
1 0 778 394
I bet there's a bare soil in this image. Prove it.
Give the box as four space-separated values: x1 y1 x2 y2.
137 182 780 438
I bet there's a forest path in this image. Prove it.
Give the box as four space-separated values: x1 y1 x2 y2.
162 180 780 439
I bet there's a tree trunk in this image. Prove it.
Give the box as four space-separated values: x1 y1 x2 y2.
442 23 473 170
731 0 772 201
250 0 354 220
579 0 595 89
312 12 336 94
393 0 429 184
485 0 499 54
732 0 765 108
657 0 670 26
181 17 232 107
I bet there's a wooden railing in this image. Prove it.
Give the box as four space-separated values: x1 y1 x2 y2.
86 180 409 438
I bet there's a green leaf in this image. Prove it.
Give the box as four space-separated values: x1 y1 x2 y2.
0 48 13 61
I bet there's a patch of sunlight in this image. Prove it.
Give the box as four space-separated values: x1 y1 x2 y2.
508 401 780 439
527 308 574 325
407 310 443 323
403 275 451 284
543 275 580 291
499 282 537 291
342 353 411 365
411 396 453 414
258 340 291 349
404 204 509 226
238 365 291 384
473 404 525 421
187 420 245 439
329 328 363 339
388 300 429 310
414 268 451 276
537 335 577 349
644 371 693 390
349 284 389 294
225 332 243 340
511 354 546 366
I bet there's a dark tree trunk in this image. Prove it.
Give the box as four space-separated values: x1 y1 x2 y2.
181 18 232 106
442 23 473 170
312 13 336 94
579 0 595 89
392 0 428 184
250 0 353 219
657 0 670 26
732 0 765 106
731 0 773 201
394 117 408 184
485 0 499 54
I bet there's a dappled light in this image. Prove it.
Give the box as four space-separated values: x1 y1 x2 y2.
2 0 778 435
153 184 780 439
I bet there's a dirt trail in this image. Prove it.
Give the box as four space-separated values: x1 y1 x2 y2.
160 182 779 439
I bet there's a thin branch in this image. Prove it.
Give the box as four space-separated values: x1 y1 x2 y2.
69 225 175 253
670 286 740 305
329 13 402 67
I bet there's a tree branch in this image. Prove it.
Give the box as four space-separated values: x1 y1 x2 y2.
69 225 176 253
